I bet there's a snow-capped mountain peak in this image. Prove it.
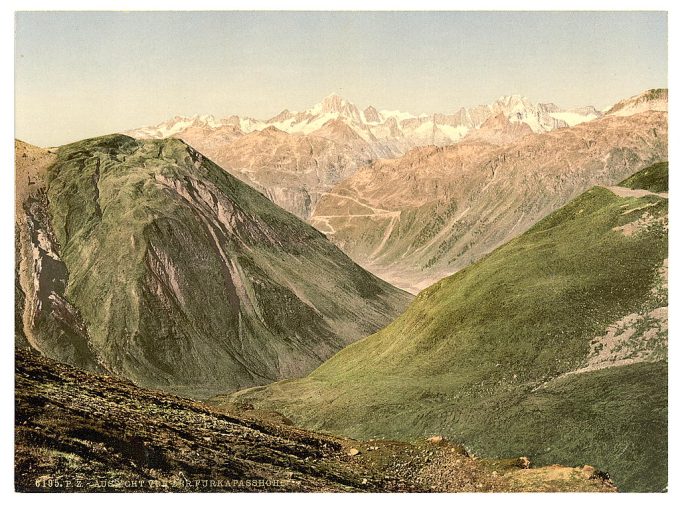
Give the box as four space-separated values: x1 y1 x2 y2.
267 109 296 123
124 114 226 139
378 109 422 123
125 92 607 149
308 93 363 123
494 94 532 109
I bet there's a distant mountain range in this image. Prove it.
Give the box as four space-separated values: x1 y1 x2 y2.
311 107 668 292
124 93 604 219
127 92 603 148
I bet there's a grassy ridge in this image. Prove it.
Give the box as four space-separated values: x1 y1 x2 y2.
223 167 668 491
619 161 668 193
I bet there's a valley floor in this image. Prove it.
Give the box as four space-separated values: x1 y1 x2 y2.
15 349 614 493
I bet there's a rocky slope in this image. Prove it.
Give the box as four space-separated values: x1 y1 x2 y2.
125 93 601 219
606 89 668 117
14 136 411 398
15 348 616 493
14 140 104 371
15 140 54 353
179 124 381 220
310 107 667 292
461 112 534 146
220 164 668 492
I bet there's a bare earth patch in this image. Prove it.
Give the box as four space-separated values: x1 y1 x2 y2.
612 210 667 237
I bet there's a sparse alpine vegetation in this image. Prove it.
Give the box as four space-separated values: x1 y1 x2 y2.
15 348 616 493
619 161 668 193
220 163 668 492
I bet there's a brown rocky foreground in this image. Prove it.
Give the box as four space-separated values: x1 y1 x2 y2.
15 348 615 493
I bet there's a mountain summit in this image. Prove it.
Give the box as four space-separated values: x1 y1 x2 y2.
606 88 668 117
314 93 363 120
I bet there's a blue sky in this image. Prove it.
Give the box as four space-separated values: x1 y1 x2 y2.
15 11 667 146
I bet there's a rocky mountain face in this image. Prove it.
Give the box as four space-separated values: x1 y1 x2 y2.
177 124 382 220
461 112 534 145
310 109 667 292
14 140 105 371
124 93 602 219
14 136 411 398
606 88 668 117
221 163 669 492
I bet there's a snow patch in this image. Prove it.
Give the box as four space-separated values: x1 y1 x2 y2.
549 112 598 126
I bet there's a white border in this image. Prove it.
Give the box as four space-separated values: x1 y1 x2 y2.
1 2 676 504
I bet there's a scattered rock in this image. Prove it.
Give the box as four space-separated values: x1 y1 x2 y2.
14 349 618 493
427 435 446 444
582 465 596 478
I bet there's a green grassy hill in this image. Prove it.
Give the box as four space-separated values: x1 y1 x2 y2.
221 163 668 491
619 161 668 193
15 135 411 398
